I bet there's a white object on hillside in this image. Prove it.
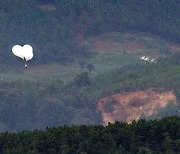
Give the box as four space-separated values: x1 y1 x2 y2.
140 56 146 60
140 56 156 63
151 58 155 62
144 57 149 61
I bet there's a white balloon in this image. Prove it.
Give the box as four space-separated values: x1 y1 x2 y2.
12 45 24 59
23 44 33 61
12 44 33 61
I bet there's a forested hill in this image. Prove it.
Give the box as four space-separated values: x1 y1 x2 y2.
0 53 179 132
0 116 179 153
0 0 179 65
0 0 179 133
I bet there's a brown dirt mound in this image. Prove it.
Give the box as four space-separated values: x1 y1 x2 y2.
97 88 177 125
93 40 143 52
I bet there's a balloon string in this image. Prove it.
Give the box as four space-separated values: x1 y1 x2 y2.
23 58 28 69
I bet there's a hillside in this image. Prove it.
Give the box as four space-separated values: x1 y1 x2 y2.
0 0 179 132
0 52 179 132
0 0 179 82
1 32 179 82
0 0 179 66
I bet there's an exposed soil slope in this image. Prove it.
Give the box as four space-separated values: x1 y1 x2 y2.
84 32 180 55
97 88 177 125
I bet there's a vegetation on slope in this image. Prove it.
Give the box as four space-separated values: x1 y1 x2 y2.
0 53 179 132
0 0 179 132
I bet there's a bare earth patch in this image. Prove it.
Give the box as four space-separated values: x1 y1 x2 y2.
79 32 178 57
169 45 180 52
97 88 177 125
93 40 144 53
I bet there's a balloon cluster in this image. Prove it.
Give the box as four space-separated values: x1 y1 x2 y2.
12 45 33 68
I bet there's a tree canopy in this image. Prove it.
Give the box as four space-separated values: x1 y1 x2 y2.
0 116 179 153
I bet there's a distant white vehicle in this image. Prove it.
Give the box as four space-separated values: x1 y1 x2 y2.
12 44 33 68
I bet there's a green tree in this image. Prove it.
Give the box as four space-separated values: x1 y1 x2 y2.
74 72 91 87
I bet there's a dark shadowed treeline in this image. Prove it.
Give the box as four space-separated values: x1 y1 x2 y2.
0 0 179 65
0 116 179 153
0 53 179 132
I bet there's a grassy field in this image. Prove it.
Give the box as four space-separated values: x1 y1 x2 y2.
1 32 179 83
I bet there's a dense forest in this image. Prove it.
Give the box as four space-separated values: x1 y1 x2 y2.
0 116 179 153
0 0 179 66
